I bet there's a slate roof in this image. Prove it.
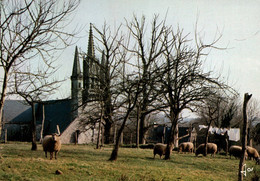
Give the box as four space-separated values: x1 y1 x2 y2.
3 100 33 124
3 99 74 136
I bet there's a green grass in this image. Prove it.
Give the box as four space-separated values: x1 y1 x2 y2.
0 142 259 181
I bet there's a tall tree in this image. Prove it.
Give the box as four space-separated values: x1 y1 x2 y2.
220 97 238 128
108 25 144 160
109 71 142 161
198 94 238 154
0 0 80 137
125 15 170 144
9 64 62 150
198 93 224 156
78 23 125 144
92 23 124 144
161 25 233 160
231 97 259 145
246 98 260 146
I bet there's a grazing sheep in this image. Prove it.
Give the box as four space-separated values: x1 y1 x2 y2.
42 134 61 160
229 145 248 159
246 146 260 164
153 143 167 159
178 142 194 153
195 143 217 157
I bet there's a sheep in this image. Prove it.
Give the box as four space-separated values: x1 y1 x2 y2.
246 146 260 164
195 143 217 157
229 145 248 159
153 143 167 159
42 133 61 160
178 142 194 153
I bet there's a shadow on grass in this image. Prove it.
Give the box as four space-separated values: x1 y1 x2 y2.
60 146 112 162
145 157 156 160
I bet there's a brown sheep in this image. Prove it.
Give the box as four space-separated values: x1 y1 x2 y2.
195 143 217 157
153 143 167 159
229 145 248 159
246 146 260 164
42 134 61 160
178 142 194 153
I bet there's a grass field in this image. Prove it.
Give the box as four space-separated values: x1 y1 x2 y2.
0 142 259 181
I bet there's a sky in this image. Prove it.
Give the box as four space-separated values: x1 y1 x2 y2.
47 1 260 104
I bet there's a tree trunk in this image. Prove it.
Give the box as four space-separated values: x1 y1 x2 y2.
164 124 175 160
103 90 113 144
56 125 60 135
96 118 101 149
238 93 252 181
97 106 103 149
204 110 214 156
204 130 209 156
31 102 37 151
204 120 212 156
0 72 9 139
109 141 119 161
136 105 140 148
165 109 179 160
40 104 45 143
139 114 146 144
162 126 166 143
104 118 112 144
174 123 179 148
101 126 104 147
113 124 117 144
109 119 127 161
225 138 228 156
249 138 252 147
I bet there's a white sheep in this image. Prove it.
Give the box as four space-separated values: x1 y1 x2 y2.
178 142 194 153
42 134 61 160
229 145 247 159
246 146 260 164
195 143 217 157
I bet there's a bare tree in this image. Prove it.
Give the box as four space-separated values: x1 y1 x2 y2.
107 26 145 160
9 64 62 150
160 25 233 160
231 97 259 146
0 0 80 137
198 93 224 156
109 73 142 161
77 22 125 144
246 98 260 146
220 97 238 128
91 23 124 144
252 122 260 146
125 14 170 144
196 93 238 154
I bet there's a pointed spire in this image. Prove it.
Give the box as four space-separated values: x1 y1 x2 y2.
87 23 95 58
72 46 81 77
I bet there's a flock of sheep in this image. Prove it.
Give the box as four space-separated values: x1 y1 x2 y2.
40 133 259 166
153 142 260 165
